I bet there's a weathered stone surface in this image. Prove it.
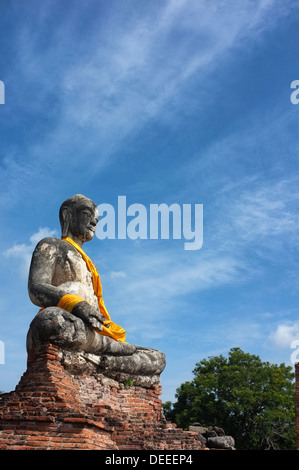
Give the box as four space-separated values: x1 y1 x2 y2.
26 307 165 387
28 236 101 313
27 307 136 356
188 424 236 450
213 426 225 436
60 350 163 388
207 435 235 450
205 429 217 437
189 425 208 434
26 194 166 386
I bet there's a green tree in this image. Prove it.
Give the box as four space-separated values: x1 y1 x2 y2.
163 348 295 450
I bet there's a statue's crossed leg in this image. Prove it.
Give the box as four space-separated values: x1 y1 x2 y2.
27 307 166 387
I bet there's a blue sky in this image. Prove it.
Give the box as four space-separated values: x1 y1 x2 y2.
0 0 299 402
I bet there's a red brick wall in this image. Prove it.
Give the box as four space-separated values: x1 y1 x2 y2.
0 343 205 450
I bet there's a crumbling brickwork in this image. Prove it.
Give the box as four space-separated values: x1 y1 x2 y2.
0 343 205 450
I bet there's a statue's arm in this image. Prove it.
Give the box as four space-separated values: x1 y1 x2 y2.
28 238 66 307
28 238 104 330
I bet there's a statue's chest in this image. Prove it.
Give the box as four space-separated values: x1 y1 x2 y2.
53 249 94 287
52 248 100 311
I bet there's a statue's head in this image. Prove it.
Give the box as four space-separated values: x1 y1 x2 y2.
59 194 99 243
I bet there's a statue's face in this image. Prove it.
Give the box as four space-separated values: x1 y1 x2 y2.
69 200 99 242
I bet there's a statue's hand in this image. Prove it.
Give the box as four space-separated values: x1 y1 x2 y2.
72 301 104 331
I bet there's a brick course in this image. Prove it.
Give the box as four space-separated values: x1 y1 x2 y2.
0 343 205 450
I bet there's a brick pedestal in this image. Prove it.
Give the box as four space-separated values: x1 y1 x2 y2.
0 343 205 450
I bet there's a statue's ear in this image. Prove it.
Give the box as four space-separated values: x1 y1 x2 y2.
61 206 71 237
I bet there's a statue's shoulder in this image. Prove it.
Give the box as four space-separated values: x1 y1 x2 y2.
33 237 80 257
33 237 67 253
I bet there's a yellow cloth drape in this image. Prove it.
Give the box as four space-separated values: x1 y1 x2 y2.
57 294 85 312
59 237 126 342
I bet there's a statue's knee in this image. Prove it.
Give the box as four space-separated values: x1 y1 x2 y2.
26 307 87 351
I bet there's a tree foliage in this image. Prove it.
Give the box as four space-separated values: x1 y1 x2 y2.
163 348 295 449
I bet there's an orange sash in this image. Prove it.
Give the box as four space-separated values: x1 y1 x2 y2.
58 237 126 342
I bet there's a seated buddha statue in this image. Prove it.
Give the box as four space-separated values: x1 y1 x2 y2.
26 194 165 386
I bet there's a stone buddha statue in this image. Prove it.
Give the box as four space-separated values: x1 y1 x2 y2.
27 194 165 386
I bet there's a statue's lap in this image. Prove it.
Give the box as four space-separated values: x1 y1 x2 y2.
26 307 166 387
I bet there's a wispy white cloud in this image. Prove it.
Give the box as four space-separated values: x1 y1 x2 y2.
101 169 299 343
3 227 58 278
180 101 298 194
269 322 299 348
103 241 253 344
231 181 298 244
110 270 127 279
2 0 295 185
57 0 293 160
